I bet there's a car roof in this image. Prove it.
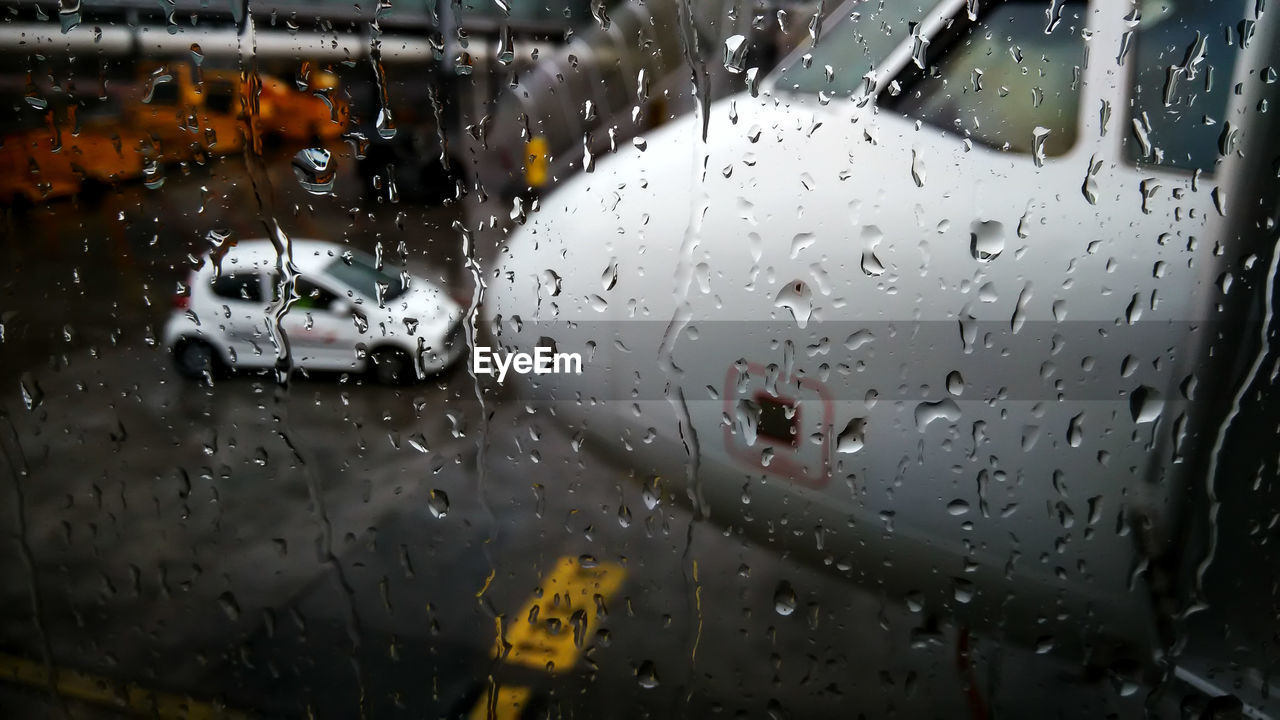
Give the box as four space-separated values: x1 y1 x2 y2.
211 239 359 276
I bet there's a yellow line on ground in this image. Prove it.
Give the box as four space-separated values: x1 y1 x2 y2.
467 682 532 720
477 567 497 598
0 651 251 719
500 556 625 672
467 555 627 719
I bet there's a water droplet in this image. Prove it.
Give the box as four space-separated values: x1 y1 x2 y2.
540 269 562 297
1067 413 1085 447
909 22 930 68
1129 386 1163 424
1021 425 1041 451
292 148 335 195
946 499 970 516
723 34 749 73
1082 155 1103 204
836 418 866 454
969 220 1005 262
844 329 874 351
860 250 886 277
453 52 474 76
376 106 397 139
58 0 82 32
1125 293 1142 324
774 280 813 328
946 371 964 396
428 489 450 518
953 578 975 604
1031 126 1051 167
773 581 798 616
1120 355 1139 378
142 67 174 104
142 157 165 190
218 591 241 621
914 398 961 432
1212 186 1227 216
637 660 659 688
589 0 610 29
790 232 815 259
495 25 514 65
910 149 927 187
19 373 43 411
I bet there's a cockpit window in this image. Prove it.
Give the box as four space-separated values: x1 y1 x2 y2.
883 0 1086 156
772 0 922 97
1124 0 1246 172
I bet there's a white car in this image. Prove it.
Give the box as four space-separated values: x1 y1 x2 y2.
164 239 466 383
482 0 1275 700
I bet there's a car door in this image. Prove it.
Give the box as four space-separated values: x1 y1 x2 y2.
279 276 360 372
207 270 274 369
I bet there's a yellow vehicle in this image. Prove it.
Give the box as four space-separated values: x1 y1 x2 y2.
0 109 145 206
128 64 349 161
0 127 83 205
128 65 246 161
255 68 350 143
1 64 349 207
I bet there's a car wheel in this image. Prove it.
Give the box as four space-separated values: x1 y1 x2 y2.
174 339 220 381
370 347 414 385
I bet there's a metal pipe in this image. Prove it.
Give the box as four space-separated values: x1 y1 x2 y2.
0 22 437 62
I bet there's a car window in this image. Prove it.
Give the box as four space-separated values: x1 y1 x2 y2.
210 272 263 302
147 79 180 106
324 255 406 302
293 277 340 311
204 81 238 116
883 0 1087 157
1124 0 1247 172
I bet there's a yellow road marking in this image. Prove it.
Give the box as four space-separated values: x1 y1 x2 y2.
468 556 626 719
0 651 250 719
467 683 532 720
477 567 496 598
500 556 625 672
692 560 702 664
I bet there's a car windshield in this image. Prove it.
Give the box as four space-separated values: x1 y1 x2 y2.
771 0 926 97
324 254 407 302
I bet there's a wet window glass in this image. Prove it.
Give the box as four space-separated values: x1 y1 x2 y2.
885 0 1086 156
1125 0 1247 172
2 0 1279 717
